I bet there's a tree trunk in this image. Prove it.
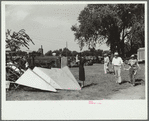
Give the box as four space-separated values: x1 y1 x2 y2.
121 27 125 57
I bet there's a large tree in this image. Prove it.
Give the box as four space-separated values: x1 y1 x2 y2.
71 4 144 57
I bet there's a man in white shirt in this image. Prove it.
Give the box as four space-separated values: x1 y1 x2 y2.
112 52 124 84
104 53 110 74
76 54 79 62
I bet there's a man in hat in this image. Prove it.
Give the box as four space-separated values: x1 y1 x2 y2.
112 52 124 84
104 53 110 74
124 54 140 86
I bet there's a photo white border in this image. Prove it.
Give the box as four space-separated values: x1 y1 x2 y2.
1 1 148 120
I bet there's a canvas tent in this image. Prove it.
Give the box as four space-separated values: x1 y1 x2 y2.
33 67 62 89
15 68 57 92
33 66 81 90
61 66 80 87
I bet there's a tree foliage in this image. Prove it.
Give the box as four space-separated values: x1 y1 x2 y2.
71 4 144 57
45 48 103 57
6 29 35 51
45 50 53 56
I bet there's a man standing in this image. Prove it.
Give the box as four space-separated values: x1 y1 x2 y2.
76 54 79 64
112 52 124 84
125 54 140 86
104 53 110 74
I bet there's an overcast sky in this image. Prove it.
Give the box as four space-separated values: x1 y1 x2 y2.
5 4 109 54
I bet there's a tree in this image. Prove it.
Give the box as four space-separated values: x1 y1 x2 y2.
59 49 63 55
71 5 117 52
6 29 34 80
71 4 144 57
16 50 27 57
6 29 34 51
82 50 91 56
62 48 71 56
71 51 78 56
81 49 103 56
96 49 103 56
45 48 73 57
115 4 144 56
127 5 144 55
53 49 61 56
31 51 41 56
71 25 85 51
45 50 53 56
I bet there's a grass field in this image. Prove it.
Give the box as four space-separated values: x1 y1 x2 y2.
6 63 145 100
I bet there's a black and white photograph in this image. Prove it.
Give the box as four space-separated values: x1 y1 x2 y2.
1 1 148 120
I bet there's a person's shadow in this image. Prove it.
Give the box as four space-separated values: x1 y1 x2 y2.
79 83 98 88
120 79 144 86
135 79 144 86
107 70 115 74
120 80 130 84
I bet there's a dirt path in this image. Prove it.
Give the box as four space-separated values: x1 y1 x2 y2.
107 84 145 99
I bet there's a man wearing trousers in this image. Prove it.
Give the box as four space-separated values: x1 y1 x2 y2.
104 53 110 74
125 54 140 86
112 52 124 84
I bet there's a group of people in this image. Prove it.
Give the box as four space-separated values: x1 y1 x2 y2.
104 52 140 86
77 52 141 88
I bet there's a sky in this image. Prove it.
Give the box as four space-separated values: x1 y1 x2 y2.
5 4 109 54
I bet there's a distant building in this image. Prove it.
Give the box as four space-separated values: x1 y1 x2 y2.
38 45 44 56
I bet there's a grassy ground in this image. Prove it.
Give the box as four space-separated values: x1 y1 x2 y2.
6 63 145 100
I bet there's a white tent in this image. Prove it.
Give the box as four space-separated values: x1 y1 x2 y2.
33 66 81 90
51 68 81 90
33 67 62 89
15 68 57 92
61 66 81 88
